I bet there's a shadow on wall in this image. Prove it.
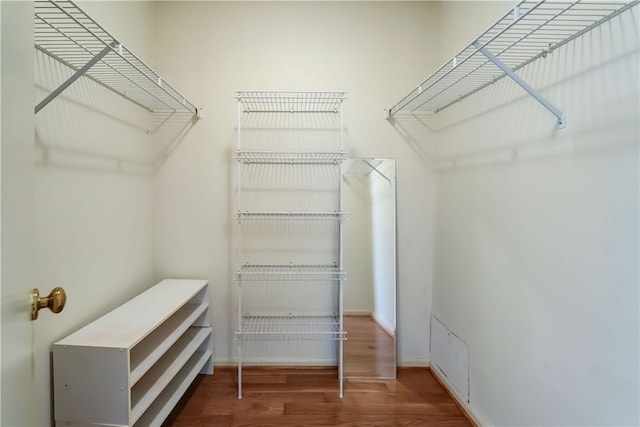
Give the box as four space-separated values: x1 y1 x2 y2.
34 49 199 176
386 7 639 171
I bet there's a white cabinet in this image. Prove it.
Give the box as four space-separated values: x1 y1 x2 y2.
53 279 213 427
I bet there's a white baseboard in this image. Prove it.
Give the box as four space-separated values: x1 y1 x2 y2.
430 364 487 427
344 311 371 316
371 313 395 338
397 359 429 367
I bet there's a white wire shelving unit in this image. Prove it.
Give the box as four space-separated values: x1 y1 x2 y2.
34 0 200 117
234 91 347 399
387 0 639 129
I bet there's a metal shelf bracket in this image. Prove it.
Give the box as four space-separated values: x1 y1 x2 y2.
472 41 566 129
35 41 117 114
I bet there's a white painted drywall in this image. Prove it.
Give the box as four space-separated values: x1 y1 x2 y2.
151 1 438 366
430 2 639 426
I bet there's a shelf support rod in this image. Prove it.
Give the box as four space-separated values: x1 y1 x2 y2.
35 42 117 114
472 41 566 129
363 160 392 184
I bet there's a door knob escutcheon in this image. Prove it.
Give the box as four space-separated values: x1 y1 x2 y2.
31 287 66 320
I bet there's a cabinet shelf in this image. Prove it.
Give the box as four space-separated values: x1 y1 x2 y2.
131 327 211 424
129 302 209 386
388 0 638 128
34 0 199 116
133 349 212 427
236 314 345 341
236 264 345 282
236 91 346 113
237 211 345 221
237 151 345 165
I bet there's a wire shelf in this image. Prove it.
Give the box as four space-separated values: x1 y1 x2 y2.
34 0 198 115
237 211 345 221
237 151 345 165
388 0 638 116
236 91 345 113
236 264 345 281
236 314 345 341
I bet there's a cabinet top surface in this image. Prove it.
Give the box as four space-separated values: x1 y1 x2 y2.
54 279 208 349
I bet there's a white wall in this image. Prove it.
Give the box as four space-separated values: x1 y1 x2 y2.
29 2 157 424
152 1 438 366
430 2 639 426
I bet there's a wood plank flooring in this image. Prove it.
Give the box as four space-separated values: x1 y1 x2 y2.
166 367 472 427
344 315 396 378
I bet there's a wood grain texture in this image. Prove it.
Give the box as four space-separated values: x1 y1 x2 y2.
166 367 473 427
344 315 396 379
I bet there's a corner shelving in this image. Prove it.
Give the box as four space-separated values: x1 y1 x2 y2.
234 91 347 399
388 0 639 128
34 0 200 117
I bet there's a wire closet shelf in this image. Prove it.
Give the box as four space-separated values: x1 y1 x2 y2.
237 211 346 221
34 0 198 116
236 91 346 113
237 151 345 165
388 0 638 125
238 314 345 341
236 263 345 282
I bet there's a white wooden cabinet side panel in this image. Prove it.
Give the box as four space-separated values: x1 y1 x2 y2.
53 346 130 426
56 279 208 348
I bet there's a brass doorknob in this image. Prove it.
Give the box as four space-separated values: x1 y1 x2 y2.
31 287 66 320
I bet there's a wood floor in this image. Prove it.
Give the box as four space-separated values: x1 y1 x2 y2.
166 367 473 427
344 315 396 378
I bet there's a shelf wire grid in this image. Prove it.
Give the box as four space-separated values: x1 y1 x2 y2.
236 91 346 113
34 0 198 115
236 314 345 341
237 151 345 165
389 0 639 115
237 211 346 220
236 264 345 281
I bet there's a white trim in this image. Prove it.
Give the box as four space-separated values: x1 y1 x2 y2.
430 364 489 427
343 311 371 316
371 313 395 338
397 359 429 367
